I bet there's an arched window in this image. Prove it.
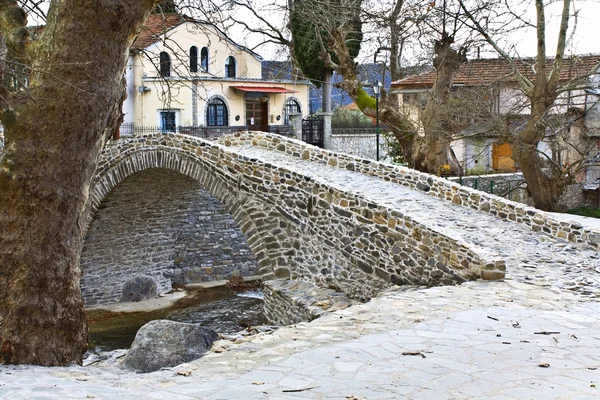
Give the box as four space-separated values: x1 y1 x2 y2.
200 47 209 72
190 46 198 72
206 97 228 126
225 56 236 78
159 51 171 77
283 98 301 124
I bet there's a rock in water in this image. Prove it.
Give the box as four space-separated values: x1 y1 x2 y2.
120 275 158 302
124 320 218 372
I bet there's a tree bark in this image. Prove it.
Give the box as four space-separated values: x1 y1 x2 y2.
0 0 157 366
413 34 465 174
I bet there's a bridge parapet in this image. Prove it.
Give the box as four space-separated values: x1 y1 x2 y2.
218 132 600 249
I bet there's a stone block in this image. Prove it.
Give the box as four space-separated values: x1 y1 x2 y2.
480 270 505 281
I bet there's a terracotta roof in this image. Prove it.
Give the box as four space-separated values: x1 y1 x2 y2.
129 13 262 61
131 13 187 50
392 55 600 89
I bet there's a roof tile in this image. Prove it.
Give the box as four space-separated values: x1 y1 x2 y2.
392 55 600 88
131 14 186 50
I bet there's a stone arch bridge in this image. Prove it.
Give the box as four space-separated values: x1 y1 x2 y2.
80 132 600 306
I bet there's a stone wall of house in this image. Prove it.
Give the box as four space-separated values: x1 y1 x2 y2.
330 133 388 161
218 131 600 248
80 169 257 306
90 132 513 306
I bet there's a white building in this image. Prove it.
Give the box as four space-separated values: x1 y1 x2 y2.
123 14 310 135
391 55 600 176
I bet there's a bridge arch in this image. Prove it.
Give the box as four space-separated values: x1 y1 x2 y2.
82 141 277 305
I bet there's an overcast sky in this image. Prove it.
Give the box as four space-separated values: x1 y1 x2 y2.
244 0 600 62
22 0 600 62
517 1 600 57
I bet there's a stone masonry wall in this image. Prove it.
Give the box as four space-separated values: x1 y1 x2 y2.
262 280 356 326
90 133 514 304
81 169 257 306
219 132 600 249
330 133 388 161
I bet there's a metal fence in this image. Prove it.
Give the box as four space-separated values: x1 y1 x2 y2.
449 173 527 201
119 123 294 139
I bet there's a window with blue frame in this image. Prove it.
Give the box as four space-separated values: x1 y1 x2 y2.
160 111 176 132
224 56 236 78
201 47 209 72
206 98 228 126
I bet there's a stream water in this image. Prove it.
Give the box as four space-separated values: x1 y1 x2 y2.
87 287 266 351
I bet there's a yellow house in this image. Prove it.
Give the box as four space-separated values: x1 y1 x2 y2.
122 14 310 135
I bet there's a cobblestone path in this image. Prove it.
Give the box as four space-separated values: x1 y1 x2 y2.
235 145 600 298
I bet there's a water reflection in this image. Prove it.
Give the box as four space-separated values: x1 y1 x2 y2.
88 287 265 351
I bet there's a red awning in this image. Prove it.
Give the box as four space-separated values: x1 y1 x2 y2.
231 85 296 93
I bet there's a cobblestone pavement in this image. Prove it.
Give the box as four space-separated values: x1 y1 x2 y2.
2 280 600 399
234 145 600 298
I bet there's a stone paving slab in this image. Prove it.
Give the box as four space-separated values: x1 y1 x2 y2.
231 145 600 297
2 279 600 399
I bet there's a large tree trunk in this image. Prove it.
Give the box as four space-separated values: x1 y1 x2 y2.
510 109 571 212
415 34 465 174
0 0 157 366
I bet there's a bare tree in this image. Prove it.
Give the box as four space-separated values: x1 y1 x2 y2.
291 0 487 173
459 0 600 211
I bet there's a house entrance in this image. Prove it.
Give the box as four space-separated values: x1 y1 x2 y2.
492 142 515 172
245 95 268 132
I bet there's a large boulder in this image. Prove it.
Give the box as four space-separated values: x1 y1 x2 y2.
120 275 158 302
124 320 218 373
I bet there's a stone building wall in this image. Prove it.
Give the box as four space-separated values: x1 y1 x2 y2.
262 280 356 326
81 169 257 306
330 133 388 161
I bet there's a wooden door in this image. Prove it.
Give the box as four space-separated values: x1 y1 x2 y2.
245 98 268 132
492 142 514 172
